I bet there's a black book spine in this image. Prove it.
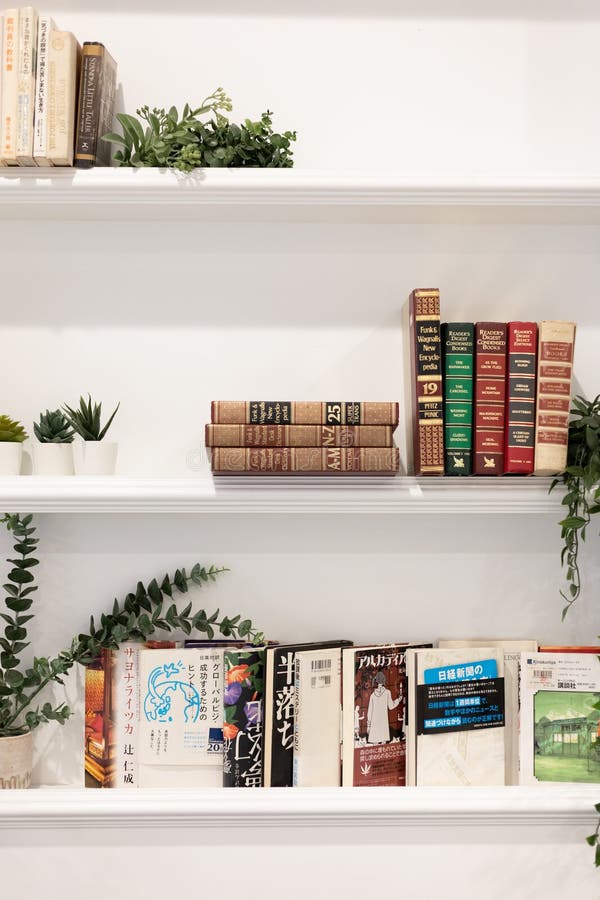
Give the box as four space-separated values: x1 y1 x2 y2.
74 44 104 169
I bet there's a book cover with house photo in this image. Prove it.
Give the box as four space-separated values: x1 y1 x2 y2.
519 652 600 784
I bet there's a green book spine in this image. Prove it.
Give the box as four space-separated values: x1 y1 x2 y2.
442 323 474 475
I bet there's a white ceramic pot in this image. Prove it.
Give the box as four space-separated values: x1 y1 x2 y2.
73 441 118 475
32 442 74 475
0 443 23 475
0 730 33 789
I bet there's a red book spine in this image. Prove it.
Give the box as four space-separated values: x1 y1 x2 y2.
408 288 444 475
474 323 507 475
504 322 537 474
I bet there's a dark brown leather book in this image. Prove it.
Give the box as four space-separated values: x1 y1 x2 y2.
205 423 395 447
211 401 399 426
210 446 400 474
407 289 444 475
74 42 117 168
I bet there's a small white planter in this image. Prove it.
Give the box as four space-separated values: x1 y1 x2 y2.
0 730 33 789
32 442 74 476
73 441 118 475
0 442 23 475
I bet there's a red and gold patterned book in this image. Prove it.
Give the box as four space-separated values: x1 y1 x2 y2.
533 321 576 476
210 401 399 426
474 322 507 475
407 288 444 475
205 423 394 448
504 322 537 474
210 446 400 475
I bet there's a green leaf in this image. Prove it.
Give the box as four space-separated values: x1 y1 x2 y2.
7 568 34 584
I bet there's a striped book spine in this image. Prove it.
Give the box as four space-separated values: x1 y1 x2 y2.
211 401 399 426
205 423 394 448
408 288 444 475
533 321 576 475
442 323 474 475
504 322 537 474
474 322 507 475
211 446 400 474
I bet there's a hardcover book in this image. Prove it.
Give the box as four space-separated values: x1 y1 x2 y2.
406 646 506 786
533 321 576 475
46 31 80 166
205 423 395 448
210 446 400 475
438 638 537 785
293 646 344 786
407 288 444 475
15 6 37 165
32 13 55 165
223 648 266 788
474 322 507 475
504 322 537 474
211 401 399 426
263 640 352 787
74 41 116 168
442 323 474 475
1 9 19 165
341 644 412 787
519 652 600 785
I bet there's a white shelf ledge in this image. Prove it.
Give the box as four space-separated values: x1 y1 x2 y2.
0 786 596 830
0 475 558 514
2 169 600 223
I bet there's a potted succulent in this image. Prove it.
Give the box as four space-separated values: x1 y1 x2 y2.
32 409 75 476
62 395 120 475
0 511 261 788
0 417 28 476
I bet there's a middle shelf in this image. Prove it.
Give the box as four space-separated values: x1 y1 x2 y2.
0 476 557 514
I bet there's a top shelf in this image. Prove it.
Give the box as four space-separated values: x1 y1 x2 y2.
3 169 600 223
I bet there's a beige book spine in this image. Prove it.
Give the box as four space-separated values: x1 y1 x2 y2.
32 14 55 165
533 321 576 476
16 6 38 165
1 9 19 165
47 31 80 166
0 16 5 165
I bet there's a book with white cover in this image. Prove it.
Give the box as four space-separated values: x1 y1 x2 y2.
138 647 224 787
32 14 55 164
15 6 38 165
519 651 600 785
293 646 343 787
406 646 505 786
46 30 80 165
1 9 19 164
438 638 537 784
0 16 4 166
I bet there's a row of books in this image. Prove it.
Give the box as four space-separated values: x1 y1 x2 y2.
408 288 577 476
206 401 401 474
85 637 600 789
0 7 116 167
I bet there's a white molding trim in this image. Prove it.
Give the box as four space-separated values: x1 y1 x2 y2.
0 787 596 830
3 169 600 222
0 476 557 514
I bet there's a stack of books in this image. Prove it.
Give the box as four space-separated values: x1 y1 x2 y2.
0 7 116 168
206 401 401 475
407 287 577 477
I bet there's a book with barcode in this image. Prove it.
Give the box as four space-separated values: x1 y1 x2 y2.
342 643 429 787
519 652 600 785
223 648 266 787
292 646 344 786
211 401 399 426
263 639 353 787
205 423 395 448
442 323 474 475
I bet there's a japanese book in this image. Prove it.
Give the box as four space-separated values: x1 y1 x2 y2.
45 30 80 166
533 321 577 475
211 446 400 475
293 646 344 787
441 323 474 475
205 423 395 448
139 646 225 788
223 648 266 788
32 13 55 164
438 638 537 785
74 41 117 168
406 288 444 474
406 646 506 786
342 644 413 787
263 640 352 788
1 9 19 165
474 322 507 475
0 15 4 166
211 401 399 426
15 6 38 165
519 652 600 785
504 322 537 474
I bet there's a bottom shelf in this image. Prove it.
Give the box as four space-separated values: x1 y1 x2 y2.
0 786 597 829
